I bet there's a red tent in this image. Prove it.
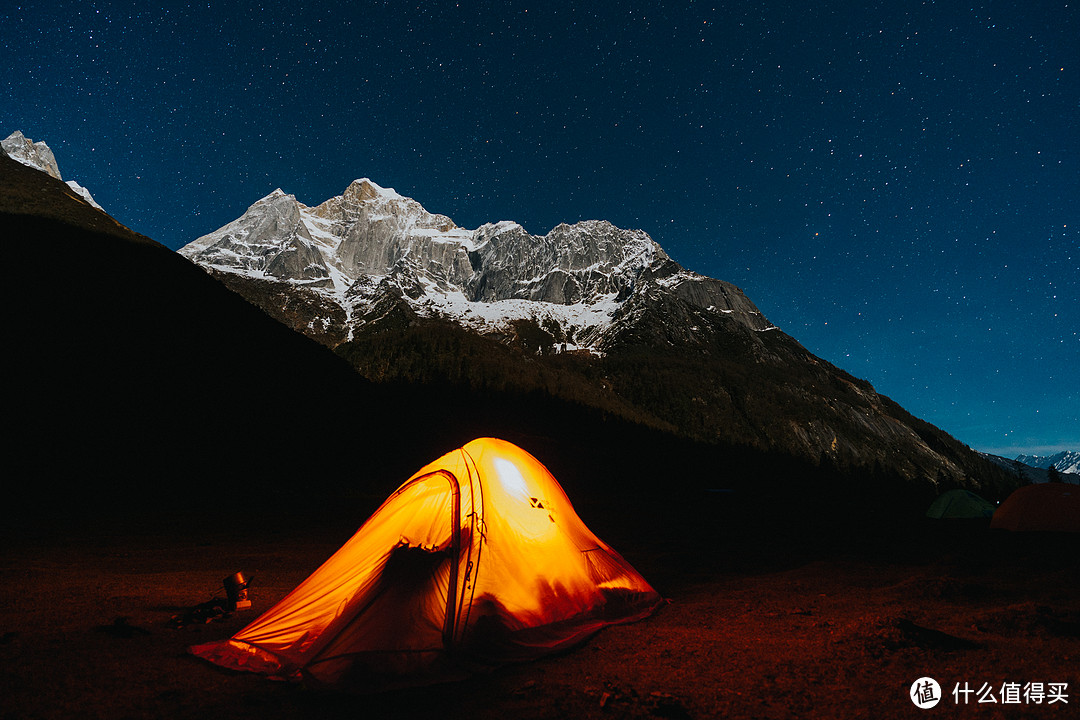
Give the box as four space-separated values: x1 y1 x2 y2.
991 483 1080 532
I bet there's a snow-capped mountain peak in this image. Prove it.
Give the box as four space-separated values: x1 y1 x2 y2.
2 131 103 210
2 130 62 179
179 179 772 350
343 177 404 202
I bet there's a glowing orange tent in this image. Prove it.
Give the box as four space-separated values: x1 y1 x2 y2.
191 438 662 688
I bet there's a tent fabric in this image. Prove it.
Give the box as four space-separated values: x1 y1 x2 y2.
925 489 996 519
990 483 1080 532
191 438 662 687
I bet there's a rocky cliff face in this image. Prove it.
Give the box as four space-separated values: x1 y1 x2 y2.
2 130 62 179
180 179 770 349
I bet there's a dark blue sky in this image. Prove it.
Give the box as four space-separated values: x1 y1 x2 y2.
4 1 1077 456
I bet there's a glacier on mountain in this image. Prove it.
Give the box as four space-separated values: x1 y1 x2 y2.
179 178 773 350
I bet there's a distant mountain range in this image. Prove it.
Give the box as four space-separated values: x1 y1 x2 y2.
175 169 1017 498
1014 451 1080 475
979 453 1079 485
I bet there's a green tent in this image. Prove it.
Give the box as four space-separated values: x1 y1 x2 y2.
926 489 996 519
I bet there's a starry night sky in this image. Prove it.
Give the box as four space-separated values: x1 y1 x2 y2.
3 1 1077 456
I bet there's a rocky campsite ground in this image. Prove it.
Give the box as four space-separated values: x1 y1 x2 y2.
2 499 1077 720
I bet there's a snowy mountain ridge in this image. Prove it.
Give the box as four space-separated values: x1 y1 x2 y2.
979 452 1080 485
180 178 774 351
1015 451 1080 475
1 131 102 210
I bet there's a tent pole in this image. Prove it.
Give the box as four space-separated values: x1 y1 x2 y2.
442 470 462 650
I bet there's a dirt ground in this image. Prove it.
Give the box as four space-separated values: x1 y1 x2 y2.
2 503 1077 720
